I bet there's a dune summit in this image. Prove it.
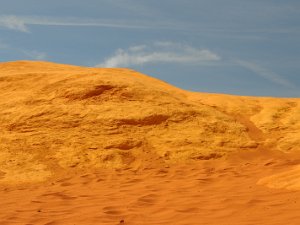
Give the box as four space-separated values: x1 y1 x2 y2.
0 60 299 184
1 61 300 225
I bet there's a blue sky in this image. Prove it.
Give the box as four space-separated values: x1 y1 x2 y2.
0 0 299 97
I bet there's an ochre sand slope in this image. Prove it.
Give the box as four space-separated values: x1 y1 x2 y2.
0 61 300 224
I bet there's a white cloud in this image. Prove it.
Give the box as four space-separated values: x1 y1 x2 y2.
128 45 147 52
0 40 45 59
0 15 29 32
1 15 297 38
235 59 293 87
97 42 220 68
0 15 181 33
153 41 182 48
21 50 47 60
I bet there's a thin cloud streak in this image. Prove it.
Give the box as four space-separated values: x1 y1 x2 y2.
97 42 220 68
0 15 186 32
1 15 298 38
21 50 47 60
235 59 293 88
0 39 47 60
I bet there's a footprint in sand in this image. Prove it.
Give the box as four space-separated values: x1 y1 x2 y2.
134 193 159 207
102 206 124 215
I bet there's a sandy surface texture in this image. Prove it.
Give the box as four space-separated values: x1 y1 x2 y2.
1 151 300 225
0 61 300 224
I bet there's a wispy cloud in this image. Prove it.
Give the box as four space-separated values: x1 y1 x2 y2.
0 15 184 33
97 42 221 68
1 14 298 38
235 59 293 88
0 15 29 32
21 50 47 60
0 39 47 60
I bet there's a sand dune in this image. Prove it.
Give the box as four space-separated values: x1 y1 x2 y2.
0 61 300 224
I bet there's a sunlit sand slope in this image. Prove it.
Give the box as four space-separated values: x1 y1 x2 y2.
1 61 300 225
0 61 299 187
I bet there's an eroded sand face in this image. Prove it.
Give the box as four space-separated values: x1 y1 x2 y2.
0 61 300 224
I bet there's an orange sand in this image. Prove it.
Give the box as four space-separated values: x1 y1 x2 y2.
0 61 300 224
